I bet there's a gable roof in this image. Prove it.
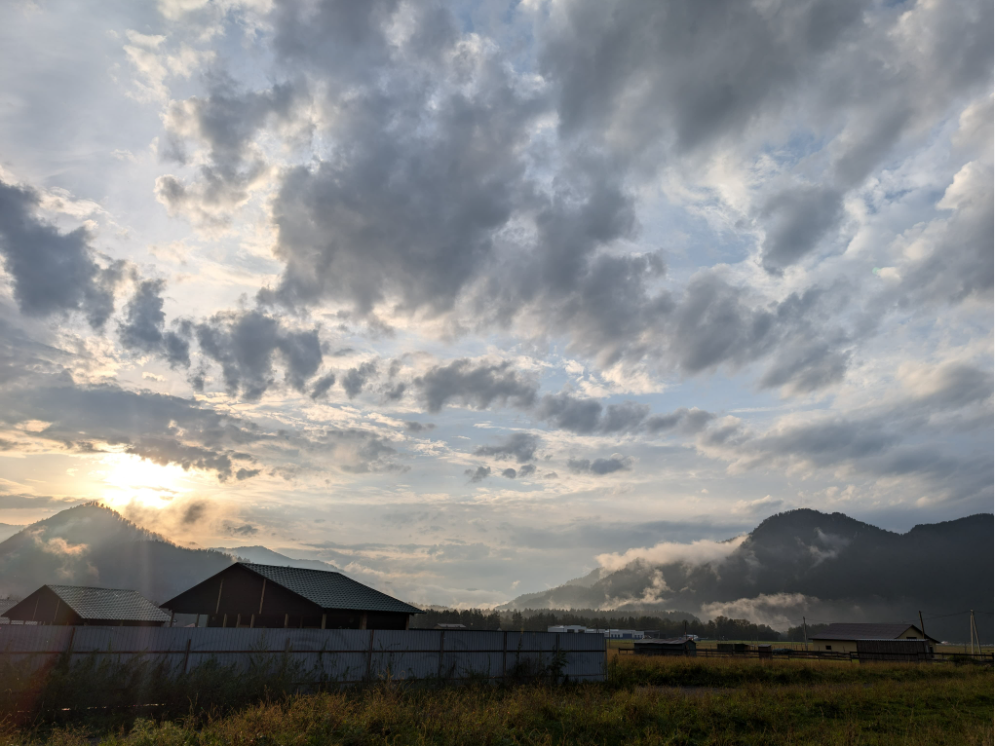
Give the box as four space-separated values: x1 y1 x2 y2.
240 563 422 615
810 623 938 642
4 585 170 623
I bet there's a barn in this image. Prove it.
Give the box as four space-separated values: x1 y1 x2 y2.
810 623 938 655
160 562 422 630
1 585 170 627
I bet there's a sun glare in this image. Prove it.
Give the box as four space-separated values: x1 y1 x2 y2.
99 454 192 508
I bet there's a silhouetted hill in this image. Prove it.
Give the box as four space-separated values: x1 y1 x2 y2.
504 509 993 642
0 503 234 603
214 545 339 572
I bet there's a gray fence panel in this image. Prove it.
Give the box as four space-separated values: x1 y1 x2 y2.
0 626 606 684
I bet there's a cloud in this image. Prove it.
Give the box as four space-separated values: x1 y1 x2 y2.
156 75 307 228
118 279 191 367
567 455 631 475
464 466 491 483
0 382 263 481
596 535 748 573
699 593 817 631
309 372 337 400
501 468 517 479
0 180 122 329
342 361 377 399
414 359 538 413
195 309 322 400
404 421 435 433
538 393 714 436
473 433 540 464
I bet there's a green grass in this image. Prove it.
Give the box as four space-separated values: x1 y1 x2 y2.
3 657 991 745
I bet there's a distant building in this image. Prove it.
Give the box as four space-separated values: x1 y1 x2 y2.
547 625 644 639
548 625 590 634
634 637 697 656
2 585 170 627
434 623 467 630
161 562 422 630
810 623 938 654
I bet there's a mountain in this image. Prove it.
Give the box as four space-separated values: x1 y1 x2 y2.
0 503 235 603
0 523 24 543
503 509 994 642
215 545 339 572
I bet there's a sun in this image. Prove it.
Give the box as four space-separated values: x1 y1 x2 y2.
98 453 192 509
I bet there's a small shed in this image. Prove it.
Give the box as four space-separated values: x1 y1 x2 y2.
810 623 938 655
633 637 697 657
1 585 170 627
717 642 750 654
161 562 422 630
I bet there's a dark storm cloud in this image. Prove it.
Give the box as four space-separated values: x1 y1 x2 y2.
413 359 538 413
342 361 377 399
118 279 191 367
0 180 122 329
464 466 491 483
567 456 631 475
473 433 540 464
0 382 265 481
195 309 322 400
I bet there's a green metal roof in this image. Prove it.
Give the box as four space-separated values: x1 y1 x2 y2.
46 585 171 622
240 563 422 615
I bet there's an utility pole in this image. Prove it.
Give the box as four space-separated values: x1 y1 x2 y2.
803 616 808 647
918 611 926 640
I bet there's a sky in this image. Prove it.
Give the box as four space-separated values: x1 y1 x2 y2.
0 0 991 608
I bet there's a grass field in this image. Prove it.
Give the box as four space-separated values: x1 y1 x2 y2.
4 656 991 745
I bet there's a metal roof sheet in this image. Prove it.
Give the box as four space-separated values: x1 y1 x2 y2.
46 585 171 622
810 623 934 641
240 563 422 615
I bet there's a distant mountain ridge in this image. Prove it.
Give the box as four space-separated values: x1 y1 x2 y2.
212 545 340 572
0 504 344 604
0 503 235 603
503 509 993 641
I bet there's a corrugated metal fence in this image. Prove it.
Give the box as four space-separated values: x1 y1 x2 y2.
0 626 605 684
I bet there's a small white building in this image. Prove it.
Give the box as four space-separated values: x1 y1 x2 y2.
547 625 644 639
547 624 590 634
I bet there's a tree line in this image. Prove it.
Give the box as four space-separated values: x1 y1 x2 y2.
412 608 782 640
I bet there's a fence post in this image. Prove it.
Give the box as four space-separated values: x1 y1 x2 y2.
366 629 374 679
182 638 191 675
502 631 508 680
437 630 446 680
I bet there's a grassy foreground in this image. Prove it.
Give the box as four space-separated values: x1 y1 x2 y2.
4 657 992 746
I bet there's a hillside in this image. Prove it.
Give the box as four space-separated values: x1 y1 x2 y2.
214 545 340 572
0 503 235 603
503 509 994 641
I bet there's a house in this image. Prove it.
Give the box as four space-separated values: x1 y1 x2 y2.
809 623 939 654
434 623 467 630
634 637 697 656
160 562 422 630
1 585 170 627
